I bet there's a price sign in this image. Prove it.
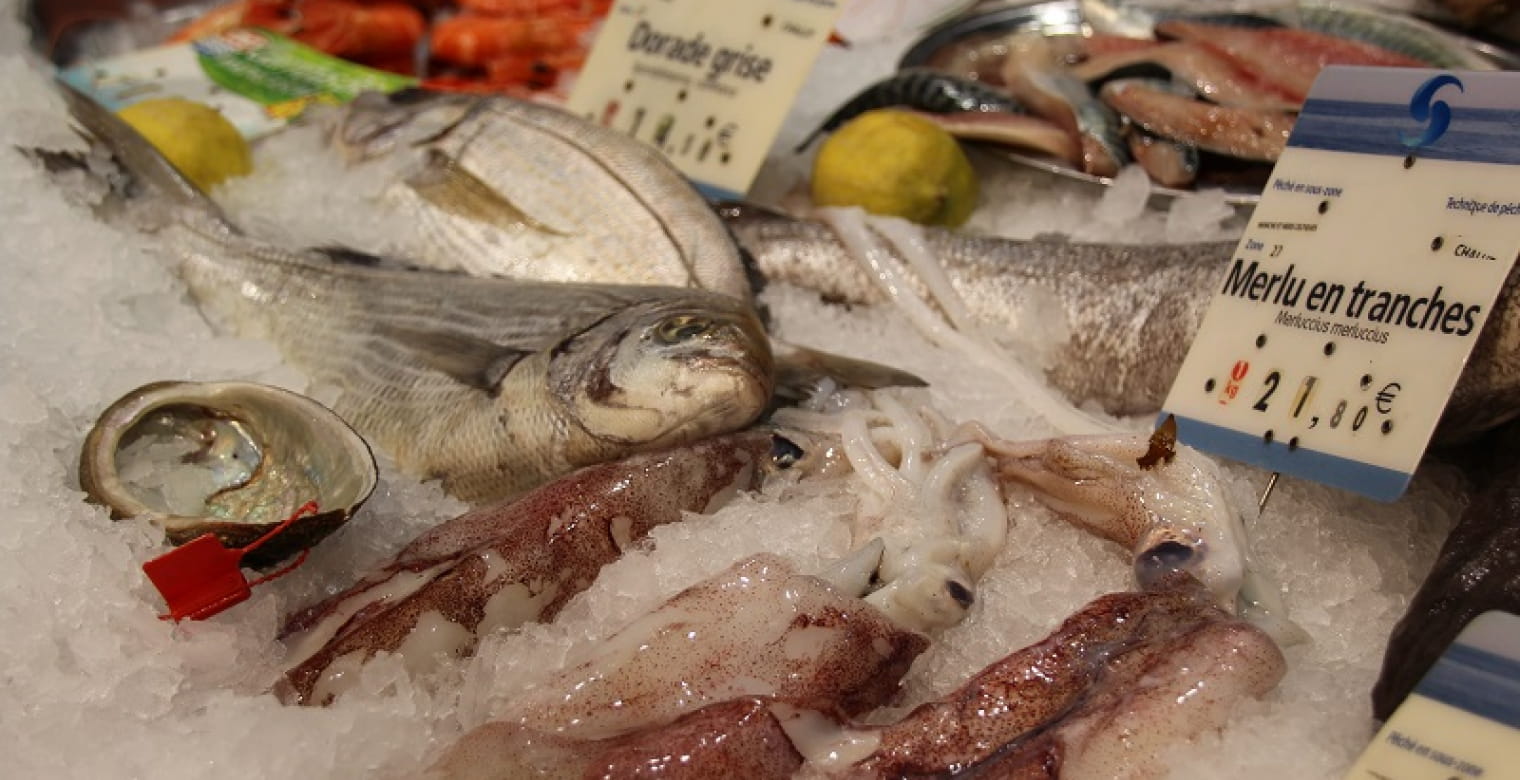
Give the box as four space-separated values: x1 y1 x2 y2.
1162 67 1520 500
566 0 845 199
1345 611 1520 780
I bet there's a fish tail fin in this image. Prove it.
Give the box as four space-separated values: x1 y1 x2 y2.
55 81 237 234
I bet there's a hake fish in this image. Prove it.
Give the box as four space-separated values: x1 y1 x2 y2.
331 89 754 300
63 86 775 506
722 204 1520 441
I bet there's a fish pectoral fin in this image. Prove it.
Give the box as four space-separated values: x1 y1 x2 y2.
404 149 570 237
772 339 928 400
376 324 531 394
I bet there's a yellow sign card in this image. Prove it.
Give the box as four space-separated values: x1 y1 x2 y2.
567 0 846 197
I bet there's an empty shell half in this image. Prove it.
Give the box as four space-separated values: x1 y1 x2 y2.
79 380 378 567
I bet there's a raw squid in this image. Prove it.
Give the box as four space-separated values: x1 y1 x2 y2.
478 554 928 739
427 555 928 778
788 573 1287 777
427 697 802 780
426 574 1285 779
961 418 1249 609
772 388 1290 639
275 430 807 705
774 390 1009 634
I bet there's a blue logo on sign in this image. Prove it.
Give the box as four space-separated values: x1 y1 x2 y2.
1402 74 1464 148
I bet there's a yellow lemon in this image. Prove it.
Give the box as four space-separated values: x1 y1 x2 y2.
810 109 978 227
116 98 252 191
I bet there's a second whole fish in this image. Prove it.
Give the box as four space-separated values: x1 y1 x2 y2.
63 85 775 506
722 205 1520 441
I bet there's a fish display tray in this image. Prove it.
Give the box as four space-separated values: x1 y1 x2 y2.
897 0 1520 205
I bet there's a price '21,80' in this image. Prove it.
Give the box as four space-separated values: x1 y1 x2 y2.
1218 362 1397 438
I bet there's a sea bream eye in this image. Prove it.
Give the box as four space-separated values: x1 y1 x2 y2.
654 315 712 344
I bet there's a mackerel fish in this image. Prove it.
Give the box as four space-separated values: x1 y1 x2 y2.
722 204 1520 441
63 86 775 506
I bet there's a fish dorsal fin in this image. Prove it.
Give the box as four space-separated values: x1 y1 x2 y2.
404 149 569 237
375 323 532 394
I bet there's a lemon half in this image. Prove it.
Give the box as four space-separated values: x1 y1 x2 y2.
810 109 978 227
116 97 252 191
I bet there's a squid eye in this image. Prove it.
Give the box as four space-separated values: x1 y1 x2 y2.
655 315 712 344
1135 541 1195 589
770 434 805 469
946 580 975 609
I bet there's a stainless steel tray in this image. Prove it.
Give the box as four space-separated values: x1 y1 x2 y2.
898 0 1520 205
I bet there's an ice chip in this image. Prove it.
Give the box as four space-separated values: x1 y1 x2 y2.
1094 164 1153 226
1167 188 1237 242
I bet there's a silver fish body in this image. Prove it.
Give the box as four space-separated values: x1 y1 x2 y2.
174 225 773 504
723 205 1520 440
65 83 775 506
333 89 754 301
330 89 925 397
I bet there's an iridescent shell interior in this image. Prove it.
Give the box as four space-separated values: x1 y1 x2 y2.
79 380 378 566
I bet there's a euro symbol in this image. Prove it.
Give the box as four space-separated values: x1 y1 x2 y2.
1402 74 1463 149
1376 382 1401 414
717 122 738 149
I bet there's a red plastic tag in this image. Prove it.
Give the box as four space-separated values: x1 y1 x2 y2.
141 501 317 622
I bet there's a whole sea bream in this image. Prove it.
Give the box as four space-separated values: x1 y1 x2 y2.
724 205 1520 440
62 87 775 506
332 89 753 298
325 88 923 395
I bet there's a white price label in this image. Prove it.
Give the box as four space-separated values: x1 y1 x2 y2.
1162 67 1520 500
566 0 845 198
1346 611 1520 780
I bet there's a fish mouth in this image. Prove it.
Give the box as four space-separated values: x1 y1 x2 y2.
689 327 776 400
688 351 774 416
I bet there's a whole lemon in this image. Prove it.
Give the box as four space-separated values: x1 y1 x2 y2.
810 109 978 227
116 98 252 191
